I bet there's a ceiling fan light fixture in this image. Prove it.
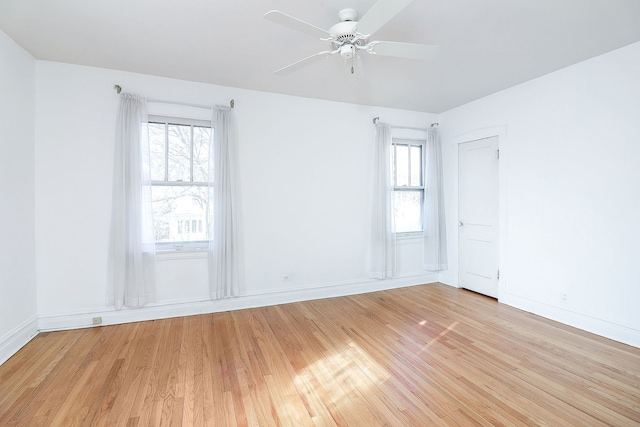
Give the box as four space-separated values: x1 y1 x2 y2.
340 44 356 60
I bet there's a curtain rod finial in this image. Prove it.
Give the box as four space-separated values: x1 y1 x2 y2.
230 99 235 108
114 84 122 94
373 117 379 124
431 122 439 127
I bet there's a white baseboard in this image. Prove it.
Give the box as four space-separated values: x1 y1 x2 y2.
501 292 640 349
0 316 39 366
38 274 438 332
437 272 458 288
6 276 638 367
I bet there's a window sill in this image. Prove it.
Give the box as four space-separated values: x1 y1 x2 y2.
395 232 424 244
156 249 207 261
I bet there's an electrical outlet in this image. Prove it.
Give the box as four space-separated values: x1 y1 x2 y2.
282 275 290 281
92 316 103 325
561 293 567 303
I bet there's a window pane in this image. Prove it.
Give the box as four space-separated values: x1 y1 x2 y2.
395 145 409 187
394 190 422 233
149 123 166 181
167 124 191 182
193 126 211 182
152 185 210 242
410 145 422 186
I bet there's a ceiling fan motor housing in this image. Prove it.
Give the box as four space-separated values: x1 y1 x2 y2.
329 20 368 51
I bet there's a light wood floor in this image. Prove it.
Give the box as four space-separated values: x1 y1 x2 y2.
1 283 639 426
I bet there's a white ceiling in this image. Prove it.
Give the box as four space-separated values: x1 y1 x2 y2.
2 0 640 113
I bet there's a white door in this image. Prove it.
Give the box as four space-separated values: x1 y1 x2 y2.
458 136 499 298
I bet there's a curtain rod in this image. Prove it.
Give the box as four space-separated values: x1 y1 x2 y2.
372 116 439 129
393 125 428 132
113 84 234 109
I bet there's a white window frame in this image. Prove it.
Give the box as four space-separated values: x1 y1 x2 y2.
149 115 211 252
391 137 426 238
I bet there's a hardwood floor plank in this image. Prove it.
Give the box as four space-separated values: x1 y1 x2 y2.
96 325 149 427
228 311 276 427
179 316 202 427
1 283 639 426
49 360 99 426
120 322 164 424
3 329 103 424
0 331 75 410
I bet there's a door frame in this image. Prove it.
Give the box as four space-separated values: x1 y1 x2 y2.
453 126 507 301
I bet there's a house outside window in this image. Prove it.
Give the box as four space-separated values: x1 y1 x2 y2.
148 116 211 250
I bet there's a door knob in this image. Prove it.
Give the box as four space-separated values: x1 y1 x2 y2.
458 221 464 227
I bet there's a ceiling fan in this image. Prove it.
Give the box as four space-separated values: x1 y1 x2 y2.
264 0 438 75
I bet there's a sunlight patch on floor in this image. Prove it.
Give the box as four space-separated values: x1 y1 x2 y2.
423 321 459 349
293 340 391 406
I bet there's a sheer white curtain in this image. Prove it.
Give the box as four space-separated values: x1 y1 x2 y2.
370 123 396 278
107 93 156 309
423 127 448 270
208 106 240 299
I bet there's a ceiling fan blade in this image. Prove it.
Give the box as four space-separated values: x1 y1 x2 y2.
356 0 414 36
274 51 335 75
264 10 329 39
371 41 439 61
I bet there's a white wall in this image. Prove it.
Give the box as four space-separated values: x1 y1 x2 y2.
0 30 38 364
439 41 640 347
34 62 437 329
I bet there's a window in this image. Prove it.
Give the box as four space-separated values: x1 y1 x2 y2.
149 116 212 250
391 138 425 234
